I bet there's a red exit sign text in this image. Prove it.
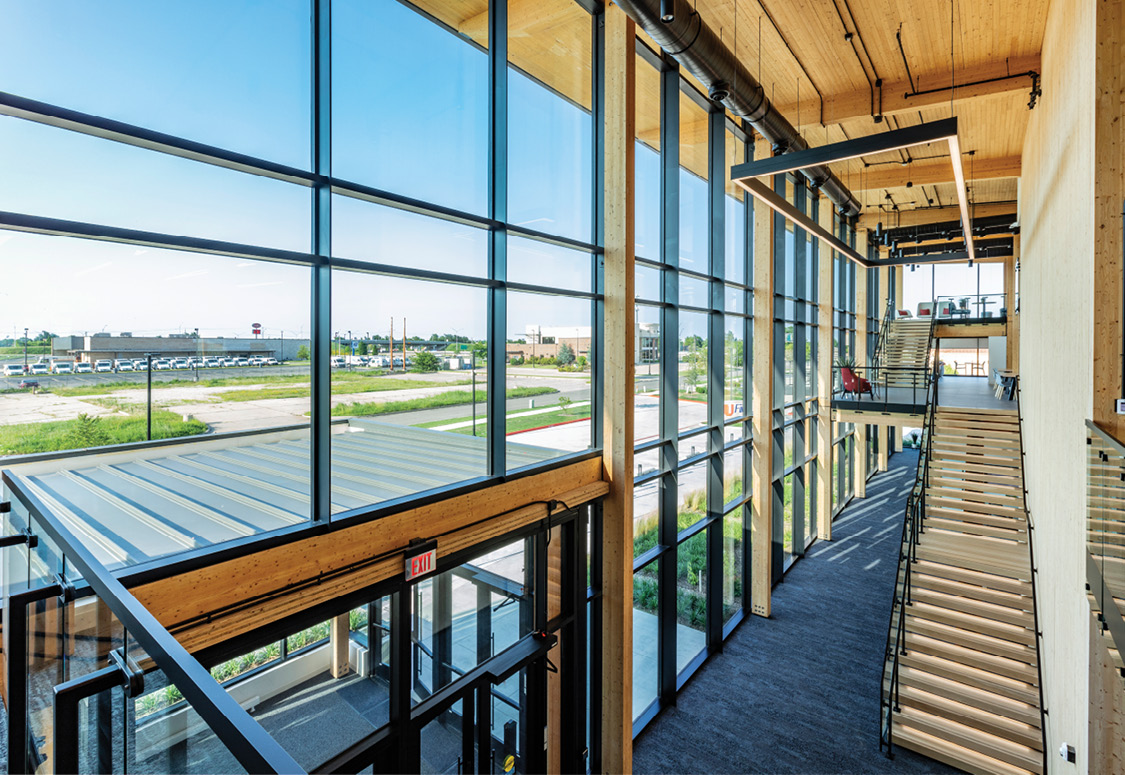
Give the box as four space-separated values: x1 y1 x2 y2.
405 540 438 582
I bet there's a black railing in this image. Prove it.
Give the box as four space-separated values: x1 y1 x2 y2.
1085 420 1125 685
833 365 933 413
1013 377 1049 775
879 360 940 757
1 471 304 774
870 295 896 376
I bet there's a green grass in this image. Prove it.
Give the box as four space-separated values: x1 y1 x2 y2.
48 371 468 400
0 410 208 456
417 401 591 436
330 386 556 417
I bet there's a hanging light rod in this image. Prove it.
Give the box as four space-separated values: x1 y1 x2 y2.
731 117 976 264
660 0 674 23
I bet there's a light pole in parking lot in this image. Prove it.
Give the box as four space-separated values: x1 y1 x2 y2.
23 327 28 374
146 354 154 441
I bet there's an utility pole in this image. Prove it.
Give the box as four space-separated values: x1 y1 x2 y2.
23 327 28 374
471 348 477 437
146 354 153 441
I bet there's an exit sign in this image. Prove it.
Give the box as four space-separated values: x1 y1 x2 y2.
405 539 438 582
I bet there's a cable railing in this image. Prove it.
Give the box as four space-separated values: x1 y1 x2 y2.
878 359 940 757
1085 419 1125 684
1 471 304 775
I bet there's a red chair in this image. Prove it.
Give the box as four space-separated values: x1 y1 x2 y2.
840 366 874 399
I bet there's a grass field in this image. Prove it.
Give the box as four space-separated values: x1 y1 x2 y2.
0 410 208 456
46 371 466 401
417 402 591 436
330 386 557 417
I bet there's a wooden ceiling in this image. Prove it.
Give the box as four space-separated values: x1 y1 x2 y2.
692 0 1045 225
409 0 1043 227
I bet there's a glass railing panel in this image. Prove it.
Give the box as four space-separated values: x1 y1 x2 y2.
1087 429 1125 619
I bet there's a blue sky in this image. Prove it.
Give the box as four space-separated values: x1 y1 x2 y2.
0 0 595 341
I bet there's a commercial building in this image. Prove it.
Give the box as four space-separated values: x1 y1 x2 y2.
0 0 1123 774
51 334 311 362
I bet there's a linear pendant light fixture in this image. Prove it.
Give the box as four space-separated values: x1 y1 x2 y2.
730 117 976 268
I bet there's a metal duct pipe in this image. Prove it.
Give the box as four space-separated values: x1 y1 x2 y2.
616 0 862 217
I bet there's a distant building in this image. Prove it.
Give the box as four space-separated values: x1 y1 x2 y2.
52 335 310 363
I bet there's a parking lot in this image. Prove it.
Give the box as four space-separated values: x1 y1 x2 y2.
0 360 313 390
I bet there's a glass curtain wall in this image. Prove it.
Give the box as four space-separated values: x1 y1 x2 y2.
832 216 858 515
0 0 603 539
630 45 753 733
773 176 819 577
865 266 881 473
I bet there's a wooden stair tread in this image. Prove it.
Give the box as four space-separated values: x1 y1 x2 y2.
908 600 1036 646
897 665 1042 728
926 506 1028 531
899 651 1040 705
905 619 1039 669
911 559 1031 596
896 684 1043 749
925 519 1028 543
926 496 1028 520
893 707 1044 774
926 485 1025 509
912 572 1033 610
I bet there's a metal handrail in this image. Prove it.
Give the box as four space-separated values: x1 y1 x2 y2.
2 472 304 775
880 358 940 757
1012 377 1049 775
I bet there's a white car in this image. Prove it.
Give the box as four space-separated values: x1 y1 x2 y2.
51 362 73 374
133 359 148 371
153 360 172 371
204 358 221 368
265 358 279 366
29 363 50 376
249 357 264 367
171 359 189 370
74 363 93 374
94 360 113 373
235 358 249 367
331 357 346 368
115 360 135 372
3 364 24 377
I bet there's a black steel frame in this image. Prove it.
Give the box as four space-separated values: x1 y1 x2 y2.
628 40 756 737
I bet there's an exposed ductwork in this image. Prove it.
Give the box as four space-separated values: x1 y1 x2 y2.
616 0 863 217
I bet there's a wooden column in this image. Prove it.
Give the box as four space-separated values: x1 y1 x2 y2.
601 6 635 772
1005 241 1019 373
330 612 350 678
877 266 890 472
854 230 869 498
751 137 774 617
1093 0 1125 437
816 196 835 540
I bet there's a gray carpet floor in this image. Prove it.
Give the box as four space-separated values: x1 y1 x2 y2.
633 450 962 775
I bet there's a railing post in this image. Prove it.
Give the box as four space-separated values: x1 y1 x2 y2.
5 583 64 775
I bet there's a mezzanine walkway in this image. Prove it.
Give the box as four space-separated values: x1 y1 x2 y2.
633 450 959 774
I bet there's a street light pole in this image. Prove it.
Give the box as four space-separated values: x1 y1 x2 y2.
23 327 28 374
471 349 477 437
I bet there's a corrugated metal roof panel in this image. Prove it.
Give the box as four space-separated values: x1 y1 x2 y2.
7 420 566 571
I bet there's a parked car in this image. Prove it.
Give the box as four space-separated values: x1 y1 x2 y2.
331 356 346 368
234 357 249 367
133 359 149 371
74 362 93 374
153 360 172 371
3 364 24 377
115 359 135 372
171 359 189 370
203 358 221 368
51 362 73 375
18 379 39 389
94 360 113 373
29 363 50 376
264 358 279 366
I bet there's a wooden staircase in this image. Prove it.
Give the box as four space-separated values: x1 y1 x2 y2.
886 406 1046 775
878 319 933 387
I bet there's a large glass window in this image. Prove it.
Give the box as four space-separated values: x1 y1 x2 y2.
629 56 753 732
333 0 488 214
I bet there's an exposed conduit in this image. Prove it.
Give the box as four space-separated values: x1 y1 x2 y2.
618 0 863 216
